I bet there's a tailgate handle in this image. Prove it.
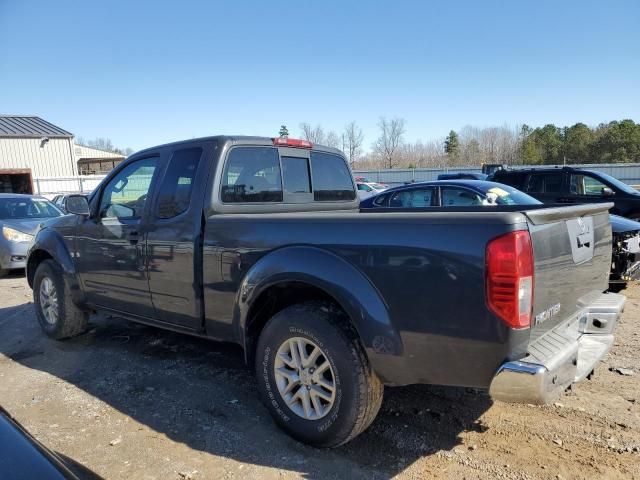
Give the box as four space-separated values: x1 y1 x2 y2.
576 235 590 249
128 231 140 245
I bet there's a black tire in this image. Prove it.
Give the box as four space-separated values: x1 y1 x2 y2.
255 301 383 447
33 259 88 339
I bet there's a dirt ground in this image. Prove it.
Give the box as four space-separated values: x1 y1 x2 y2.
0 272 639 480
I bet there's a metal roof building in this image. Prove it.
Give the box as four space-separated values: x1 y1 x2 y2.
0 115 126 193
0 115 77 178
0 116 74 138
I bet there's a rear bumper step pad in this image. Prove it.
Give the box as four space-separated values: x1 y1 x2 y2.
489 292 625 404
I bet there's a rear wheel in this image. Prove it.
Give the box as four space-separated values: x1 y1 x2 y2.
255 301 383 447
33 260 88 339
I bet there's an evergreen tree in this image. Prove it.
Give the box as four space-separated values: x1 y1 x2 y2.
279 125 289 138
563 123 594 163
444 130 460 161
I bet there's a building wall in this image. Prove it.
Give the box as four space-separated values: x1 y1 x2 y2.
0 137 76 177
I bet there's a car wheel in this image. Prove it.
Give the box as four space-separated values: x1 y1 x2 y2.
255 301 383 447
33 259 88 339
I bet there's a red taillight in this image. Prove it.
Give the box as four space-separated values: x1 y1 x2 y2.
486 230 534 329
272 138 313 148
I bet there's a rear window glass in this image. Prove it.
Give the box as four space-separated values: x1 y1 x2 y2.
221 147 283 203
310 152 355 201
282 156 311 193
373 193 389 206
481 184 542 205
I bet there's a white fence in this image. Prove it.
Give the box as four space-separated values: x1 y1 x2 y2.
33 175 106 198
354 163 640 187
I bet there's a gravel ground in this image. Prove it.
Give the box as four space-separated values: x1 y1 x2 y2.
0 271 639 479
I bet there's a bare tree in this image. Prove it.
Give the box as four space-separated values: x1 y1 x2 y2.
343 121 364 168
299 123 326 144
457 124 520 166
324 131 340 148
374 117 406 168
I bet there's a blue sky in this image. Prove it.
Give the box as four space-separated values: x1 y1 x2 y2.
1 1 638 152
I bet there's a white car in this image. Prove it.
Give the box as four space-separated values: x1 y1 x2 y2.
356 182 388 200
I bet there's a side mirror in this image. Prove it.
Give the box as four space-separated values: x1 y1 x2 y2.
65 195 90 216
602 187 615 196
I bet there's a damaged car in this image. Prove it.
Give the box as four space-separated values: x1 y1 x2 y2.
610 214 640 287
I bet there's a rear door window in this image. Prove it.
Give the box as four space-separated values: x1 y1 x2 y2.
389 188 434 207
310 152 356 201
373 193 390 206
156 147 202 218
526 173 563 194
221 147 283 203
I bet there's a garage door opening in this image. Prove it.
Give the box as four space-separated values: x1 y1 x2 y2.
0 170 34 194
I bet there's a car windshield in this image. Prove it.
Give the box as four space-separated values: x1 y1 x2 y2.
0 197 63 219
479 184 542 205
591 171 639 195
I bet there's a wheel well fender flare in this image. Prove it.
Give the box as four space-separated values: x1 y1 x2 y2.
27 229 84 305
235 245 403 358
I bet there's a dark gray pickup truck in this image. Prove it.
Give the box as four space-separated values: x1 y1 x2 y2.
26 136 624 447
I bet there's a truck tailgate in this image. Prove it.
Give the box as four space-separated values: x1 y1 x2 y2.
524 203 613 343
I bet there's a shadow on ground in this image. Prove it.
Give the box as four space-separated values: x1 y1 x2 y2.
0 298 492 479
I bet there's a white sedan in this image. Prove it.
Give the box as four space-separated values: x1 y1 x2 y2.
356 182 388 199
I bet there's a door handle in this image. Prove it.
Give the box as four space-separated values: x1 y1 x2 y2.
128 231 140 245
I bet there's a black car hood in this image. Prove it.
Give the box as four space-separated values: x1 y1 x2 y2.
610 214 640 233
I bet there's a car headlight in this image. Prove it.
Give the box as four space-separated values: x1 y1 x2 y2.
2 226 34 243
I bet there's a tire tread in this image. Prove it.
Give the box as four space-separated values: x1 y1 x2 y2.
34 260 88 339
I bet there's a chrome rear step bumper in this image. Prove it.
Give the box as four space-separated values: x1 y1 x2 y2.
489 292 625 404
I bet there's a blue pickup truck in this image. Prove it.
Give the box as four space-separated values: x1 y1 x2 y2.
26 136 624 446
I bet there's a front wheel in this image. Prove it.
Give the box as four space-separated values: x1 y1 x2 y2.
33 260 88 339
255 301 383 447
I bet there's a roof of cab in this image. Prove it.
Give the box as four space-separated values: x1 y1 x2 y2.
130 135 344 158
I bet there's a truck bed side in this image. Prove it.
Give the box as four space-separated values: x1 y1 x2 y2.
202 210 532 387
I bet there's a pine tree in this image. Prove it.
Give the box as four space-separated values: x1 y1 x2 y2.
444 130 460 161
279 125 289 138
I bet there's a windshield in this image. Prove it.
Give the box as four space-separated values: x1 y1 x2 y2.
481 184 542 205
591 171 639 195
0 197 63 220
